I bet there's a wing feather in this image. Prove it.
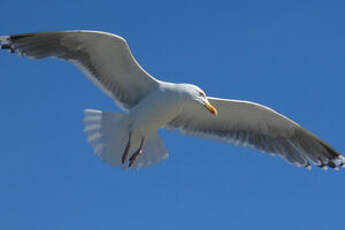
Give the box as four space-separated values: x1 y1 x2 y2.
0 30 159 109
167 97 344 170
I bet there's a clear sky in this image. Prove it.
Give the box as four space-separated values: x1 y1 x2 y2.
1 0 345 229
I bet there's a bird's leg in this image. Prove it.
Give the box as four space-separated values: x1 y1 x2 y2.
121 132 132 164
129 137 145 167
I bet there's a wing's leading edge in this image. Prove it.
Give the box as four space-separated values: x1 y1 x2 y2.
168 97 344 170
0 30 159 110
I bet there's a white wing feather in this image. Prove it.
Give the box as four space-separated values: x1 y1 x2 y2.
168 97 345 169
0 30 159 110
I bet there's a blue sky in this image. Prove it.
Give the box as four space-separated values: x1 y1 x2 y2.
1 0 345 229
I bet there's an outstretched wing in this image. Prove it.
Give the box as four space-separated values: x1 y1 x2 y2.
167 97 344 170
0 30 159 110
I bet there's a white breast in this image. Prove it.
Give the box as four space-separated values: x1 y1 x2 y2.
128 86 183 135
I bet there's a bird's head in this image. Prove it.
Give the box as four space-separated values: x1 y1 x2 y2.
180 84 218 116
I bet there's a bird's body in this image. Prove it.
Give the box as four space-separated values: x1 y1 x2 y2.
1 30 344 170
128 82 183 135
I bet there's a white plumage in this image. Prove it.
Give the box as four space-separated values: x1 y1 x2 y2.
0 30 343 170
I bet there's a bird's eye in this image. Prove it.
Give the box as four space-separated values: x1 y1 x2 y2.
199 92 205 97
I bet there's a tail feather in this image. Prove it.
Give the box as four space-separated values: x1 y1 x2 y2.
133 133 169 169
83 109 168 169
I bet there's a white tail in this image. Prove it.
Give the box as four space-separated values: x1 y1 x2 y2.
83 109 168 169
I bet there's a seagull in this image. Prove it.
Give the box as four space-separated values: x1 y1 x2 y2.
0 30 344 170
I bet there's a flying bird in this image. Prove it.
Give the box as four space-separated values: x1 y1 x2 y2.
0 30 343 170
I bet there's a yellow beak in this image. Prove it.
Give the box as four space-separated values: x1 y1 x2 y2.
204 102 218 115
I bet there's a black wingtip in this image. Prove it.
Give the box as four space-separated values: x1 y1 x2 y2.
319 141 340 160
0 44 15 53
316 139 344 170
327 161 337 169
10 33 35 41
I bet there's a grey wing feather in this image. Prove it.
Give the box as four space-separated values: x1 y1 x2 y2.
0 30 159 109
167 97 345 170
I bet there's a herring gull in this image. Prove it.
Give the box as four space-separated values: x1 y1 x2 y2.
0 30 343 170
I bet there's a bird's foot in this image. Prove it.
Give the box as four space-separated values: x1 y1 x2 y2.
128 137 144 167
121 132 132 164
129 149 143 167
